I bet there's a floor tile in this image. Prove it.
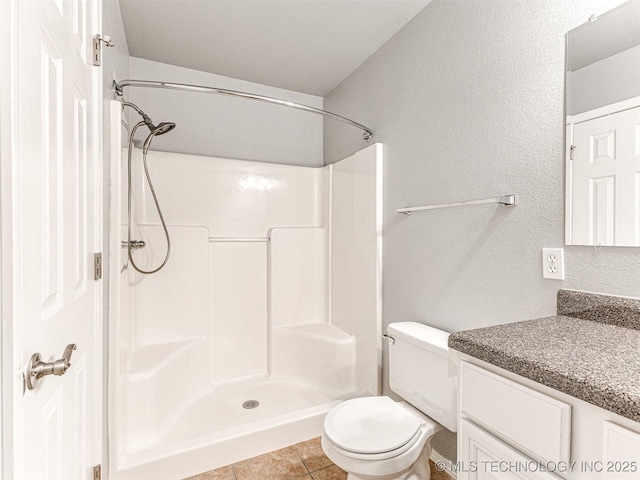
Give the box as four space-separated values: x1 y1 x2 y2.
184 464 236 480
429 460 452 480
233 445 309 480
184 440 452 480
293 438 333 472
310 465 347 480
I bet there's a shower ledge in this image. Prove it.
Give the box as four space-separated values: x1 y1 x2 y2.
273 323 353 343
127 337 207 375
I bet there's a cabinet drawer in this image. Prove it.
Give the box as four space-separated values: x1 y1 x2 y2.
459 418 563 480
460 361 571 463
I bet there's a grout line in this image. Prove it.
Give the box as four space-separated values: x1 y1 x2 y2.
295 446 312 476
302 459 335 474
309 465 335 479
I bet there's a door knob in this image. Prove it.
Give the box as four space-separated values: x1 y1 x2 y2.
25 344 77 390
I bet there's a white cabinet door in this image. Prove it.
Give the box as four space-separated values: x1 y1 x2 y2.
603 421 640 480
8 0 102 478
571 107 640 246
459 419 563 480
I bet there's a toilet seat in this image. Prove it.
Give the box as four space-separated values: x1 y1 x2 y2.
325 428 423 461
323 396 425 460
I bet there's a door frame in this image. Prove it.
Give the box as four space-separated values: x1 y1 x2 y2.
0 0 105 476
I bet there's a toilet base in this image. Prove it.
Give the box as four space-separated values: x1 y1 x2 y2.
344 441 433 480
401 444 432 480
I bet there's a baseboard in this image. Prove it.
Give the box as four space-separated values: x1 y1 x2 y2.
430 450 457 479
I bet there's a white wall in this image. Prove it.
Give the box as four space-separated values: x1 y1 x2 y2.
126 57 324 167
323 0 638 460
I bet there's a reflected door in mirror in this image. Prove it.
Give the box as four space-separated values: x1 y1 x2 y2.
569 107 640 246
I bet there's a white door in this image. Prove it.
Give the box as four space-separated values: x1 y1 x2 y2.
7 0 102 478
571 107 640 246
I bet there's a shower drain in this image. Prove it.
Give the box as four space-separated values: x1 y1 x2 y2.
242 400 260 409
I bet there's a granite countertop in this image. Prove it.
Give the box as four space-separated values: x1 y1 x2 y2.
448 290 640 423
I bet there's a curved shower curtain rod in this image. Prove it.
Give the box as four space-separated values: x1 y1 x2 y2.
114 79 373 141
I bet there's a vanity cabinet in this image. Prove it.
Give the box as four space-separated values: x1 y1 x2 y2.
457 358 640 480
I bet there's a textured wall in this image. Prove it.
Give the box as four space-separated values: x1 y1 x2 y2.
127 58 324 167
323 0 637 462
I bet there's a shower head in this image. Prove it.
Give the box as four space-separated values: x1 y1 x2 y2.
121 100 175 136
140 113 176 136
152 122 176 136
142 121 176 154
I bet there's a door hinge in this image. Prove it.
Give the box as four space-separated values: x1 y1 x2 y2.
93 34 115 67
570 144 576 161
93 464 101 480
94 253 103 280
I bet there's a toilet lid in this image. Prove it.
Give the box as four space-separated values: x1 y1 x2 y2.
323 397 423 454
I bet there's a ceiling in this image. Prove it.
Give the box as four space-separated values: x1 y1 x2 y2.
119 0 431 96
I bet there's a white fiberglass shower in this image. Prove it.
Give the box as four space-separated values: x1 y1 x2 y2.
108 101 382 479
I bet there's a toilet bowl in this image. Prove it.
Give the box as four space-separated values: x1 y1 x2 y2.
322 397 443 480
321 322 457 480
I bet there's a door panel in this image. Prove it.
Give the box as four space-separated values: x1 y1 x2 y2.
12 0 101 478
572 107 640 246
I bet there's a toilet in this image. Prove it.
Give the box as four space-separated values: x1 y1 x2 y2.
321 322 457 480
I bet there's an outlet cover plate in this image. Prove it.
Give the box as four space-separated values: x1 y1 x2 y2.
542 248 565 280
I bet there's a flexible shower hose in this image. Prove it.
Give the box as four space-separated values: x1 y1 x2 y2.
126 121 171 274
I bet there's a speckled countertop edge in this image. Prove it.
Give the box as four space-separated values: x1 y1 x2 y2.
449 293 640 423
558 289 640 330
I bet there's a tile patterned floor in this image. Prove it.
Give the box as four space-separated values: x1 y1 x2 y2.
184 437 452 480
184 437 342 480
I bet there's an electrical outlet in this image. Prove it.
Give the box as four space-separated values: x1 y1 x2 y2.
542 248 565 280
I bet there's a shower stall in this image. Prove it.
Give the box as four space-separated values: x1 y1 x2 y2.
108 99 382 479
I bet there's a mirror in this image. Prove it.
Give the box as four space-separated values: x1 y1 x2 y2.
565 0 640 246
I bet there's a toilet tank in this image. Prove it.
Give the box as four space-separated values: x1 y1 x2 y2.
387 322 457 432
